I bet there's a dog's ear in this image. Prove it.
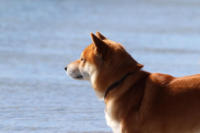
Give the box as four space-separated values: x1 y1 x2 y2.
91 33 107 57
137 63 144 69
96 32 107 40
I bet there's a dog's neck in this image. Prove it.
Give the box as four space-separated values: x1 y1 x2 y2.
92 64 148 100
92 68 137 99
104 71 137 99
92 61 144 100
104 70 149 101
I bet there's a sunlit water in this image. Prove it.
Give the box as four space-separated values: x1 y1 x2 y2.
0 0 200 132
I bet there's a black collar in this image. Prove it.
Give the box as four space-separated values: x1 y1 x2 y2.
104 71 136 99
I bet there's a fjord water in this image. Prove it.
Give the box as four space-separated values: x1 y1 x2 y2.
0 0 200 132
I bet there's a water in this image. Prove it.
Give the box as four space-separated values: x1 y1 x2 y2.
0 0 200 132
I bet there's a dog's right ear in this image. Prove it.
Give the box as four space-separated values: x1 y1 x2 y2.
90 33 107 57
96 32 107 40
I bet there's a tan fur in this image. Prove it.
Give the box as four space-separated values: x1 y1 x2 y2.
66 32 200 133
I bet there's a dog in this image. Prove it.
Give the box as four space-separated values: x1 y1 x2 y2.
65 32 200 133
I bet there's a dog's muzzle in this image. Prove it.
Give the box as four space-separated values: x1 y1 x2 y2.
65 64 84 80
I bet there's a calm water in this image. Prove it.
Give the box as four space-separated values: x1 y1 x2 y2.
1 0 200 132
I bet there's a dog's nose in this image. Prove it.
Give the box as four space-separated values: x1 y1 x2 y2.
64 67 67 71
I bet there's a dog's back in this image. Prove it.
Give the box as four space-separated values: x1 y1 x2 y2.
122 73 200 133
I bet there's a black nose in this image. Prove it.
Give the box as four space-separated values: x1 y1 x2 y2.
64 67 67 71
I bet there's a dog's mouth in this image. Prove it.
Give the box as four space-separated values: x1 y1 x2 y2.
75 75 83 79
68 72 84 80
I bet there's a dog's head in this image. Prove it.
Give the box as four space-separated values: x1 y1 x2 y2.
65 32 143 99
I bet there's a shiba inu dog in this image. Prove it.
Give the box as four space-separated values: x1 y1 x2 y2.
65 32 200 133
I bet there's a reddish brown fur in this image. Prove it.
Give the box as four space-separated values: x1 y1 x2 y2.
67 32 200 133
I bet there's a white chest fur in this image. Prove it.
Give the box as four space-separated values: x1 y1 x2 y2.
105 100 121 133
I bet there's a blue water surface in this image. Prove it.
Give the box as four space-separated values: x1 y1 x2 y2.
0 0 200 132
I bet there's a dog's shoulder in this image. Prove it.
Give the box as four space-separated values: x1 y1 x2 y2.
148 73 174 86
